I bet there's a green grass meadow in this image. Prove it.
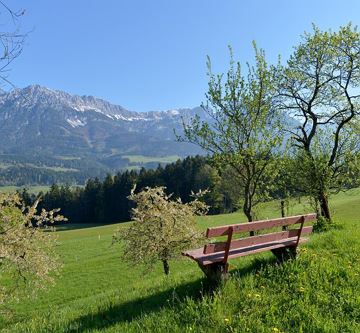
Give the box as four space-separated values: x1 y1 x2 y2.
2 190 360 332
0 186 50 194
122 155 181 164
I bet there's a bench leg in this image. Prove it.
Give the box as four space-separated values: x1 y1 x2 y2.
198 262 229 283
271 246 297 262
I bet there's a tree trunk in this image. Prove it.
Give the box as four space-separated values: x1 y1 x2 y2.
280 200 285 218
244 208 253 222
318 192 331 221
281 200 288 231
243 204 254 236
162 259 170 275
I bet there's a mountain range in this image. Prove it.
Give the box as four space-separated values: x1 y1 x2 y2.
0 85 206 185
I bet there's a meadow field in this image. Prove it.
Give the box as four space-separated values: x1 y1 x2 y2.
2 189 360 332
122 155 181 164
0 186 50 194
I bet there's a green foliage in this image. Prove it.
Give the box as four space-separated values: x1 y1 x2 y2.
181 45 283 221
0 193 66 307
113 186 208 275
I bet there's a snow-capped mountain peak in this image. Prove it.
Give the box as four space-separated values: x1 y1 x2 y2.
0 84 205 170
0 85 202 123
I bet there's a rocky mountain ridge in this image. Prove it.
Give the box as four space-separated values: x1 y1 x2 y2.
0 85 204 185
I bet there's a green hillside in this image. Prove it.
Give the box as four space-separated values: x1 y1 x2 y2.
2 189 360 332
122 154 181 164
0 185 50 194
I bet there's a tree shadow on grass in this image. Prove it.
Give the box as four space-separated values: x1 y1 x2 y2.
67 277 206 332
67 256 277 332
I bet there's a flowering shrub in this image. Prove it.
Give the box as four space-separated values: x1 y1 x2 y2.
0 193 66 306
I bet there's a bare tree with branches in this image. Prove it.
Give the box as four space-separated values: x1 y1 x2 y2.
277 24 360 221
0 1 26 87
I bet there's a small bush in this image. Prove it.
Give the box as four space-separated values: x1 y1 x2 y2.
313 215 335 232
113 186 208 275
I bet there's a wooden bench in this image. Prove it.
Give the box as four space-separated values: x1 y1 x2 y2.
183 213 316 280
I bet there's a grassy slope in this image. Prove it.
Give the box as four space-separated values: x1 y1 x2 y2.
2 190 360 332
122 155 181 164
0 186 50 194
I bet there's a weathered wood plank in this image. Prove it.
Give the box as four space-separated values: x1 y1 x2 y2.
204 226 313 254
183 238 309 266
206 213 316 237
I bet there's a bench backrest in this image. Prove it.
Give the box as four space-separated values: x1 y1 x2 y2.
203 213 316 255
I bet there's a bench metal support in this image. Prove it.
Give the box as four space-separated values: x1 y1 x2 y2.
198 262 229 283
271 246 297 262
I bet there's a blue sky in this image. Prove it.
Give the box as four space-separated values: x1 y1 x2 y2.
8 0 360 111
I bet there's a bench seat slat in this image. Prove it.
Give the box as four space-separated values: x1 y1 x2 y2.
206 213 316 237
183 237 308 266
204 226 313 254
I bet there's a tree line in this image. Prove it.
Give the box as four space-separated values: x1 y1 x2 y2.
20 156 242 224
20 152 359 226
